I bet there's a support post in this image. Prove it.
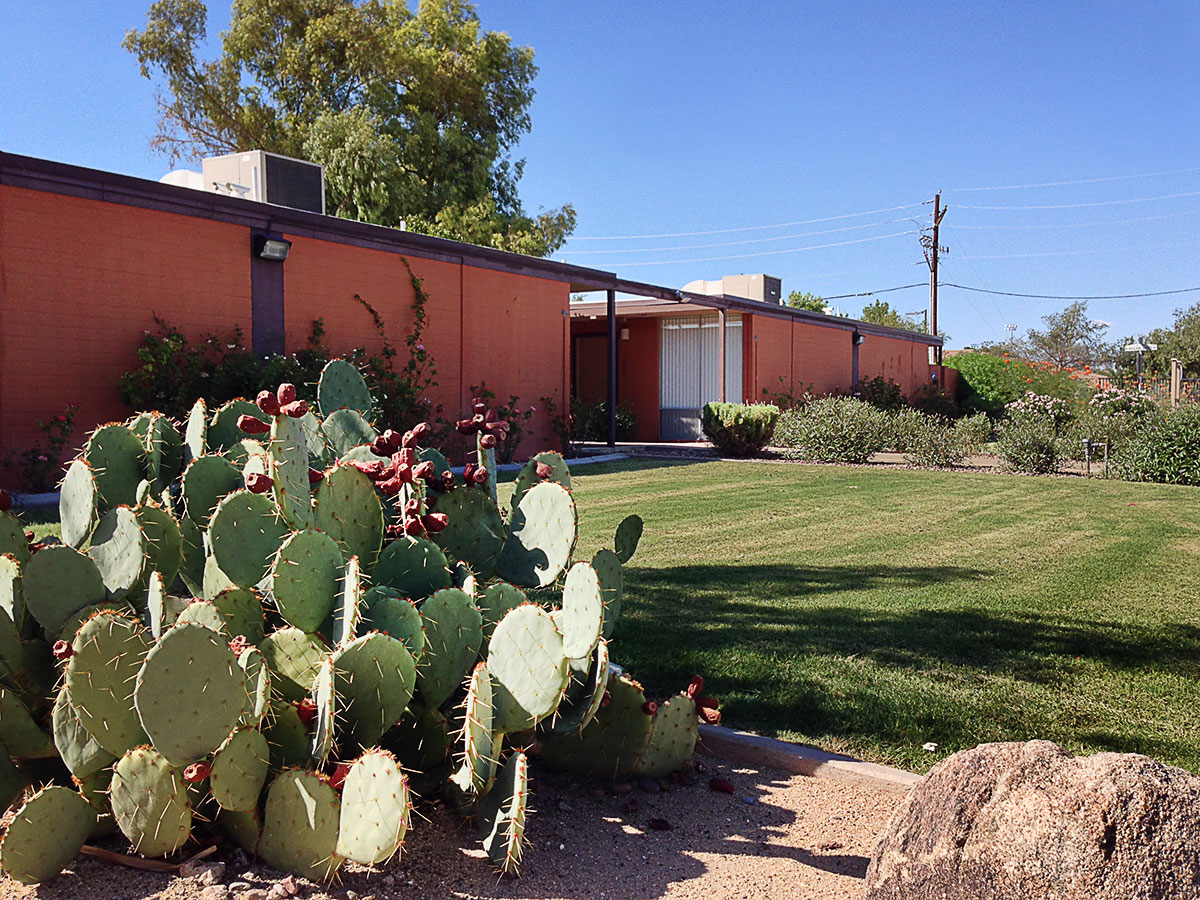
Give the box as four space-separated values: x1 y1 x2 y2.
717 308 727 403
607 288 617 447
1171 358 1182 407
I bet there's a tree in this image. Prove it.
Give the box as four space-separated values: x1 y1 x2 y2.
124 0 575 255
1024 301 1115 370
859 299 924 332
787 291 827 312
1114 301 1200 378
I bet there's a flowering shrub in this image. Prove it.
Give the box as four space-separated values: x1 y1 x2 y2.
995 416 1068 474
1087 386 1157 419
775 397 890 463
944 352 1091 417
856 376 905 412
904 416 967 468
1108 405 1200 485
953 413 993 455
1005 392 1074 429
1 405 79 492
886 408 928 453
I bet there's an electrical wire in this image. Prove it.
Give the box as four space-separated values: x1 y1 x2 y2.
948 208 1200 230
957 189 1200 211
558 216 914 255
953 165 1200 192
581 230 914 268
955 237 1200 260
942 283 1200 301
567 203 926 240
822 283 926 300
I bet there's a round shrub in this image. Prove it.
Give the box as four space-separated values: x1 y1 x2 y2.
701 402 779 458
887 408 928 453
774 397 890 463
904 416 966 468
995 416 1068 474
1108 405 1200 485
953 412 993 455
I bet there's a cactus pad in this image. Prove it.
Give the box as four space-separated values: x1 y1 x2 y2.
550 637 610 735
59 459 98 548
182 454 243 526
87 506 147 597
110 745 193 857
331 555 363 648
0 786 94 884
175 599 228 633
362 587 425 659
323 408 377 458
317 359 373 418
259 769 342 881
177 513 205 596
184 398 208 460
592 548 624 640
237 646 271 727
0 556 20 627
52 686 115 778
143 412 184 494
431 488 505 579
374 536 452 602
332 632 417 748
418 588 483 710
310 655 336 766
634 693 699 778
66 610 150 756
478 751 529 874
614 514 644 564
209 489 289 589
211 586 266 643
269 412 312 528
23 545 107 635
135 622 247 766
268 529 341 632
336 748 411 865
487 604 569 733
147 571 185 637
202 554 239 599
0 513 29 566
217 806 261 854
263 701 309 771
210 726 270 811
0 687 55 759
0 745 23 817
85 423 145 511
496 482 577 588
260 627 328 702
208 399 266 453
451 662 495 795
312 463 384 571
535 673 652 778
479 581 527 640
510 451 571 510
135 502 184 587
560 562 603 659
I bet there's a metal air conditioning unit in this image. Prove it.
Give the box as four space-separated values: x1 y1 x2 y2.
683 274 783 304
201 150 325 214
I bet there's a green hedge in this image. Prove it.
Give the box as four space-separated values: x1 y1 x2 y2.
701 402 779 457
774 397 890 463
1108 405 1200 485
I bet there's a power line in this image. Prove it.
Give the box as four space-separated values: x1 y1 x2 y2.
959 237 1200 261
943 283 1200 301
953 165 1200 192
822 283 926 300
559 216 913 255
948 208 1200 231
567 203 926 240
957 189 1200 211
581 230 914 268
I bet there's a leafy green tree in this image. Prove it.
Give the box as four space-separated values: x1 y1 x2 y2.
787 291 827 312
1114 301 1200 378
859 299 924 332
1024 301 1115 370
124 0 575 255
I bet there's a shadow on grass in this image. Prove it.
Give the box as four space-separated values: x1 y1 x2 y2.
613 563 1200 771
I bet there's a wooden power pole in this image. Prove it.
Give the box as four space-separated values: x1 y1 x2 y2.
922 192 948 365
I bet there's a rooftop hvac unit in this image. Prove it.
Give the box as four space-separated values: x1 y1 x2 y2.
683 274 783 304
201 150 325 214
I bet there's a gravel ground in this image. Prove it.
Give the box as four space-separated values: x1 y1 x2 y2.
0 753 903 900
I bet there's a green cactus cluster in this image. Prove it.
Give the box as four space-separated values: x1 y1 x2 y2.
0 359 705 886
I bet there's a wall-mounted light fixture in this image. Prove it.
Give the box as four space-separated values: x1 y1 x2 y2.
254 235 292 261
853 333 866 345
620 327 630 341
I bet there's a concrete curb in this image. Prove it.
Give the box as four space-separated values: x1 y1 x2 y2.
697 724 921 795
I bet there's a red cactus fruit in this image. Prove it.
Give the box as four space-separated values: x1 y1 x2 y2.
396 447 416 468
473 399 487 414
471 413 486 429
347 459 387 479
463 463 477 483
698 705 722 726
455 418 477 435
412 460 435 480
709 777 735 794
600 690 612 708
687 675 705 699
472 467 489 486
381 429 402 451
421 513 449 534
535 461 553 479
440 471 455 491
277 383 297 405
329 762 352 791
377 476 403 497
484 419 509 435
308 467 325 485
228 635 250 657
256 390 281 416
237 414 271 435
184 762 213 783
0 489 13 512
403 515 424 536
385 523 405 538
402 498 421 516
52 640 73 661
370 436 391 456
245 472 274 494
479 433 497 449
642 700 658 716
281 399 308 418
296 697 318 726
410 422 430 442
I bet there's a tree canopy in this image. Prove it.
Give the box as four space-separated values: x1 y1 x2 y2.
1115 300 1200 378
858 299 924 332
1023 301 1114 370
786 291 827 312
124 0 575 255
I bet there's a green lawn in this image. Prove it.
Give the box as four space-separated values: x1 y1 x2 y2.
559 459 1200 774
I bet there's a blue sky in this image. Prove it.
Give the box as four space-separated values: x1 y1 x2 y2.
3 1 1199 348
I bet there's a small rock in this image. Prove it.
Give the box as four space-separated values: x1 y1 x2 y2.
741 795 757 804
240 890 267 900
637 777 660 794
240 872 256 881
280 875 299 896
228 882 252 892
265 886 289 900
346 891 359 900
199 887 231 900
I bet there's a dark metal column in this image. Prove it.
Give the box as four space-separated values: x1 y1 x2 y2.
717 308 727 402
607 288 617 447
250 231 286 355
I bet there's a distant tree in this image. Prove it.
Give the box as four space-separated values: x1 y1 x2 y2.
859 300 924 332
1114 301 1200 378
787 291 827 312
123 0 575 255
1024 302 1115 370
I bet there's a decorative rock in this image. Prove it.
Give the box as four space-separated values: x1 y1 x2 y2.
199 887 231 900
864 740 1200 900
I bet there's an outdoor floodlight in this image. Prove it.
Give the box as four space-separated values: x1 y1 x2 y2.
254 235 292 261
854 333 866 345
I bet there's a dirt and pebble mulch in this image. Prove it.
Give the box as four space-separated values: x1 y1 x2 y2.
0 754 903 900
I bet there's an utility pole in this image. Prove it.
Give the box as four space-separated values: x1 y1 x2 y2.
921 192 949 365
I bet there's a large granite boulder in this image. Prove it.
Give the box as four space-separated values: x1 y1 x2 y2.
864 740 1200 899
